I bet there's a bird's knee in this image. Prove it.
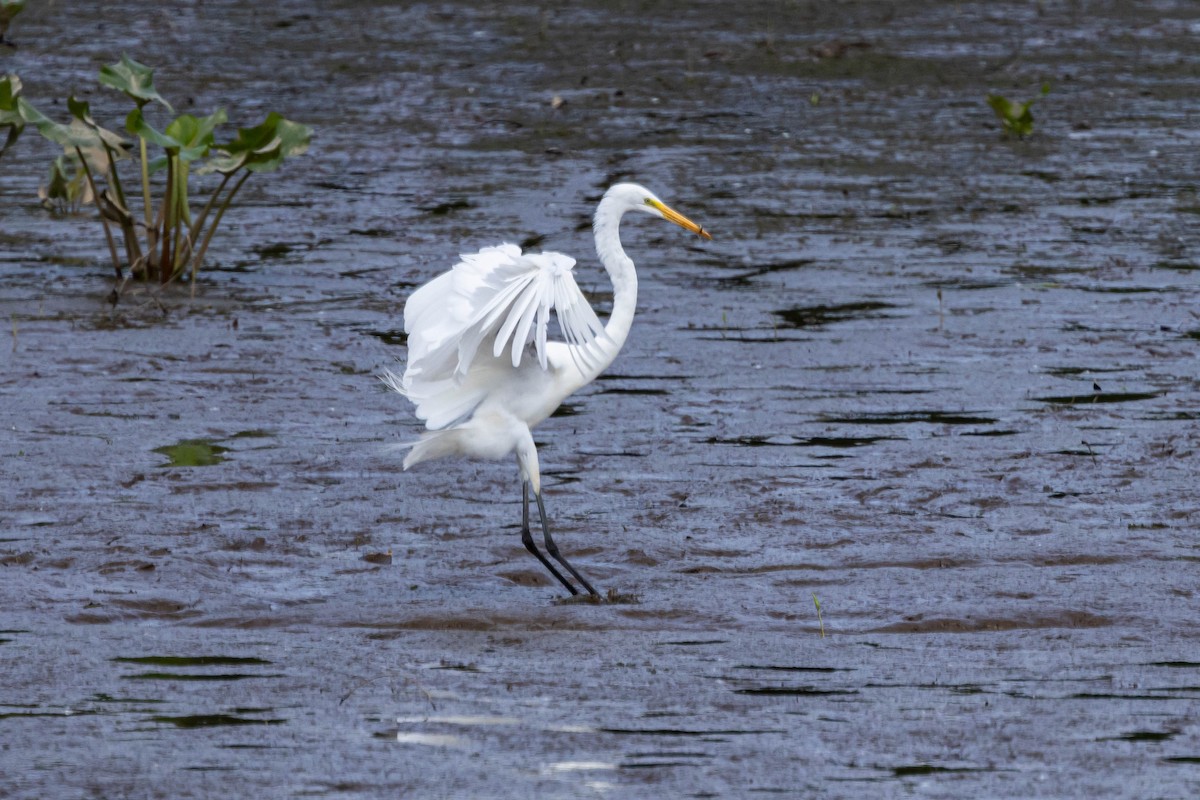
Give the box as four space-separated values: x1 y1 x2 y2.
515 439 542 494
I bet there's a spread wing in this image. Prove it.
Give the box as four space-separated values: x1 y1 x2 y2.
389 243 609 427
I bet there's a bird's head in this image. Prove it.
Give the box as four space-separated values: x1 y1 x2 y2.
607 183 712 240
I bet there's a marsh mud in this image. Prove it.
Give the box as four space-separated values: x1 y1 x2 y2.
3 1 1200 797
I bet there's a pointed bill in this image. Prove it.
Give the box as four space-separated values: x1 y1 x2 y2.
646 198 712 240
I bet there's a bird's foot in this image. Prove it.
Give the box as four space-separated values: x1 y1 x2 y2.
553 587 640 605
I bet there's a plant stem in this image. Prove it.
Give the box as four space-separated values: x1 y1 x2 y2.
96 142 143 272
160 153 174 284
116 206 143 274
180 170 232 269
172 159 186 273
189 169 250 277
75 145 122 279
139 135 152 232
101 140 127 211
147 181 168 280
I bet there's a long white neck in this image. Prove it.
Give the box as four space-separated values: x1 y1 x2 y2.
590 193 639 379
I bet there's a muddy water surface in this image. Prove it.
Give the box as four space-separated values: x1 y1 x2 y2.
3 1 1200 798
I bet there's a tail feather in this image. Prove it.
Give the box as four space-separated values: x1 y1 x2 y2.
380 367 408 398
382 366 474 468
400 429 463 469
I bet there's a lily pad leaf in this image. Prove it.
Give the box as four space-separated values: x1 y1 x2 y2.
98 55 174 113
199 112 311 175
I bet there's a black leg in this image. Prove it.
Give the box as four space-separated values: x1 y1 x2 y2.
534 490 599 596
521 481 578 595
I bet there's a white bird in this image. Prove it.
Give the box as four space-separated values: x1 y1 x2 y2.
383 183 711 596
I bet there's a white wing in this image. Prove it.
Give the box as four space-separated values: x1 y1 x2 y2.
392 243 609 428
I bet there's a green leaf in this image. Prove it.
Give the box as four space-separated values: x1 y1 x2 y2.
0 75 23 156
58 95 131 174
21 98 94 148
154 440 228 467
126 106 182 151
165 108 227 163
98 54 174 112
200 112 311 175
0 73 21 116
987 92 1036 138
19 97 128 175
0 74 23 132
67 95 129 150
39 152 91 211
43 156 71 203
146 153 169 174
0 0 25 29
128 108 226 168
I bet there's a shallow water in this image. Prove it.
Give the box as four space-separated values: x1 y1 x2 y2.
2 1 1200 797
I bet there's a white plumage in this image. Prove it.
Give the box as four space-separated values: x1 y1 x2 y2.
382 183 710 596
392 243 609 429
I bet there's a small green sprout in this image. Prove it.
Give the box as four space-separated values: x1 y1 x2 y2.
813 593 825 638
987 82 1051 138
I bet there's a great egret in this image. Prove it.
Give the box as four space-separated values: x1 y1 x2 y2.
383 183 711 596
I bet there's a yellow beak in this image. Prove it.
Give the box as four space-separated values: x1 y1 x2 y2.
647 198 712 240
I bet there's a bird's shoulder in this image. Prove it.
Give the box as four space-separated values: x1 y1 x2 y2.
521 250 577 276
455 243 576 280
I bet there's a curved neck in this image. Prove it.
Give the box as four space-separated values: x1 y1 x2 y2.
591 194 639 375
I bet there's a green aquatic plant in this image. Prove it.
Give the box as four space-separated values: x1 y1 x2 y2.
154 439 228 467
10 56 311 286
987 83 1050 138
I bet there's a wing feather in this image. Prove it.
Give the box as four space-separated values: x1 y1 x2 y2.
395 243 609 428
493 275 540 366
554 277 608 374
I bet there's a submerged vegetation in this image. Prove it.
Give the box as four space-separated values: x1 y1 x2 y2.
0 56 311 287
